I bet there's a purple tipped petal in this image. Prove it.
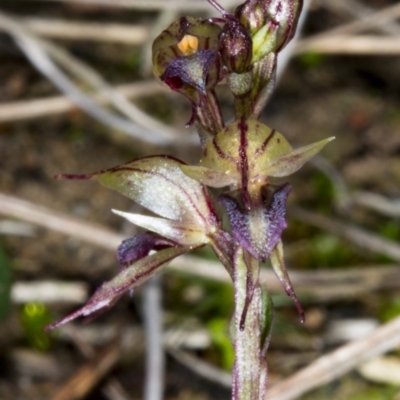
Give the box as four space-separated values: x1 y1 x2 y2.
117 232 177 269
161 50 218 95
45 246 191 330
219 184 291 262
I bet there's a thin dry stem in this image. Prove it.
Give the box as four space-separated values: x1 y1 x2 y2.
265 314 400 400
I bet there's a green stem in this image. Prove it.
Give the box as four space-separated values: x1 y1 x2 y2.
232 247 270 400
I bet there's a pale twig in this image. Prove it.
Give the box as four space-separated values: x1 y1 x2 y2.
0 81 162 123
2 193 400 300
296 35 400 55
265 314 400 400
323 0 400 36
11 281 88 304
0 192 123 250
22 17 149 44
0 11 180 144
31 0 240 11
352 191 400 218
168 347 232 388
0 220 36 236
290 207 400 262
143 274 165 400
16 35 171 144
296 2 400 54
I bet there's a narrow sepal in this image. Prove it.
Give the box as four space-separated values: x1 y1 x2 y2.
265 137 335 178
270 240 305 323
45 246 191 330
219 184 291 262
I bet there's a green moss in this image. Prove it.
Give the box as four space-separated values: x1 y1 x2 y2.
298 52 325 69
20 303 54 351
207 318 234 370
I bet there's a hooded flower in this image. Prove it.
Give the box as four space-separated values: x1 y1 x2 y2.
46 156 233 329
152 16 223 103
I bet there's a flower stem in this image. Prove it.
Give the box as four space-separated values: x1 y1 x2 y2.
232 247 269 400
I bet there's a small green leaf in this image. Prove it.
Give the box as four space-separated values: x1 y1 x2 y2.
208 318 235 370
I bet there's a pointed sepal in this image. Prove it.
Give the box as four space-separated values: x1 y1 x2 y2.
45 246 191 330
264 137 335 178
270 240 304 323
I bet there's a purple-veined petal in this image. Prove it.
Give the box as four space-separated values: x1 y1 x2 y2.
219 184 291 262
112 210 209 247
270 240 304 323
45 246 191 330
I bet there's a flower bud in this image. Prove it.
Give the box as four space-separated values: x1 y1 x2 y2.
235 0 303 61
219 20 252 73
